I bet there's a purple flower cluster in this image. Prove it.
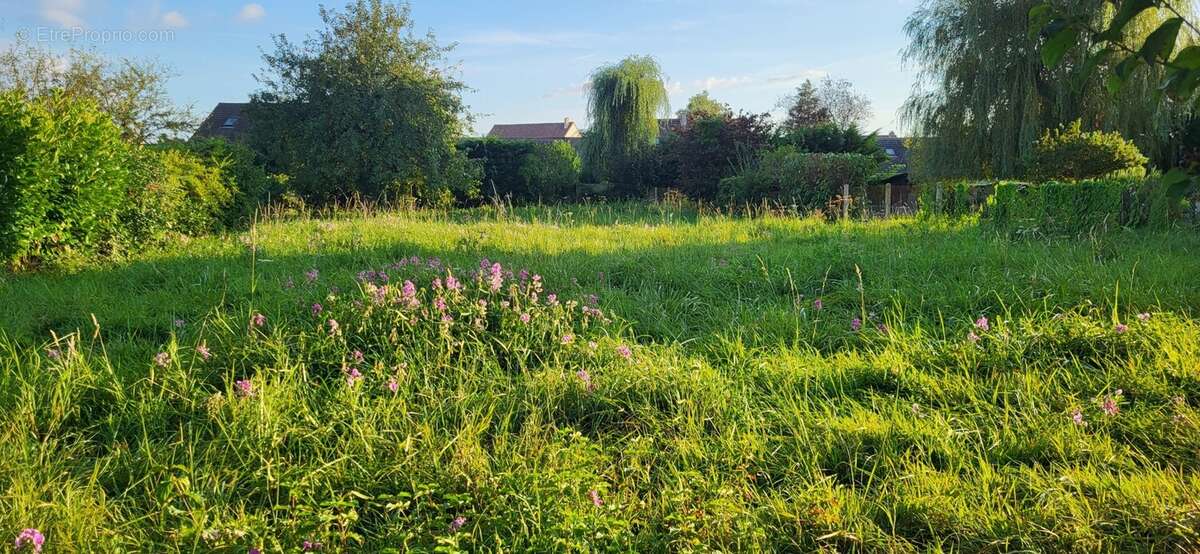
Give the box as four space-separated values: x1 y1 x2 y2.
14 529 43 553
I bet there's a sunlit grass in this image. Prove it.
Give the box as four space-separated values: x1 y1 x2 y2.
1 204 1199 551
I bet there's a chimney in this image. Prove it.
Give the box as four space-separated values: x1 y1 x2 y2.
564 117 573 127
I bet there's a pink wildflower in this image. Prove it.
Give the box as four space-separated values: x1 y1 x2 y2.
562 333 575 345
449 516 466 532
967 332 980 343
154 351 171 368
975 316 990 331
813 298 823 311
520 313 531 324
547 293 558 305
235 379 254 397
576 369 595 391
250 313 266 328
327 319 340 334
588 489 603 507
434 296 448 312
1137 312 1151 322
196 344 212 361
1071 409 1086 427
489 263 504 291
850 318 862 332
1101 390 1122 416
387 378 399 393
616 345 632 359
1115 323 1129 334
345 367 363 386
352 350 364 364
311 303 323 316
445 274 461 291
14 529 43 553
302 540 322 552
305 268 319 283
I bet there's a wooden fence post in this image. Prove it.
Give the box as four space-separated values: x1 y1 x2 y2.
842 183 850 220
935 185 943 213
884 183 892 218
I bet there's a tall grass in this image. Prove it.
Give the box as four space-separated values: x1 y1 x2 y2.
1 205 1199 551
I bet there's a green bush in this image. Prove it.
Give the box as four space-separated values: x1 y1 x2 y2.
118 148 233 243
1026 121 1148 181
916 181 995 217
460 138 581 202
774 123 887 161
990 178 1169 234
0 90 133 265
179 138 283 226
520 141 581 200
720 147 878 212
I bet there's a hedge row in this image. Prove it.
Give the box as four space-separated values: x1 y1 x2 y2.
458 138 580 201
918 178 1176 234
0 91 277 267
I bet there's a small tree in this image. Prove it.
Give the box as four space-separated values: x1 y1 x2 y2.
673 112 774 198
0 38 194 143
1026 121 1148 181
679 90 730 122
248 0 477 204
582 55 670 183
777 80 831 130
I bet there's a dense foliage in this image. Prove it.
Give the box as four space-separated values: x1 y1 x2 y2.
991 178 1170 233
672 113 773 198
247 0 478 205
776 77 873 132
775 123 887 161
460 138 582 202
0 38 195 143
117 148 234 243
582 56 670 184
678 90 731 122
720 146 880 212
903 0 1194 180
0 91 133 265
1026 121 1149 181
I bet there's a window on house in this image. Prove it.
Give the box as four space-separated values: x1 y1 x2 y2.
222 116 239 128
885 148 896 156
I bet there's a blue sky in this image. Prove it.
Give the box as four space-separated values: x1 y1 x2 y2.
0 0 920 135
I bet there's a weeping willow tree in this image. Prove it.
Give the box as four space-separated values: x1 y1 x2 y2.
902 0 1196 180
582 55 670 183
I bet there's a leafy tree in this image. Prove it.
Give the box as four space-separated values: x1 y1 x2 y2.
679 90 731 122
1026 120 1148 180
776 123 887 162
247 0 477 204
777 80 831 130
0 37 194 143
904 0 1193 181
777 77 872 131
672 112 774 198
582 55 670 183
817 78 873 130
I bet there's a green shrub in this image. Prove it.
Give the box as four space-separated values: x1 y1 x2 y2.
916 181 995 217
990 178 1169 234
774 123 887 161
461 138 581 202
0 90 133 265
1026 121 1148 181
720 147 878 213
673 113 773 199
179 138 283 226
520 141 581 200
118 148 233 243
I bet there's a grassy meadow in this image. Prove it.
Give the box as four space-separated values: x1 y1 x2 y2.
2 203 1200 552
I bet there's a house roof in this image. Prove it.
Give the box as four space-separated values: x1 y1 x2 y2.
192 102 250 141
877 133 909 166
487 119 582 142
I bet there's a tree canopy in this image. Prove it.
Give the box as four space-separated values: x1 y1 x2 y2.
680 90 731 122
247 0 477 204
902 0 1196 180
776 77 872 132
582 55 670 182
0 38 194 143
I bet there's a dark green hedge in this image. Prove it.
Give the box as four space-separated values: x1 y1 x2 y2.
459 138 581 202
990 179 1169 234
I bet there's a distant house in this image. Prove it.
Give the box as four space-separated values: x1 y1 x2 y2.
192 102 251 141
658 117 689 139
877 132 909 167
487 118 583 144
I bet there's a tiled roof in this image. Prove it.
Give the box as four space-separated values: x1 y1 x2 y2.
487 121 580 141
192 102 250 141
877 134 909 166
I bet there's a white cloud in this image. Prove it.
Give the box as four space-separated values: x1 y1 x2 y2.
236 3 266 23
765 69 827 85
543 80 591 100
693 76 754 91
40 0 86 28
161 10 188 28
